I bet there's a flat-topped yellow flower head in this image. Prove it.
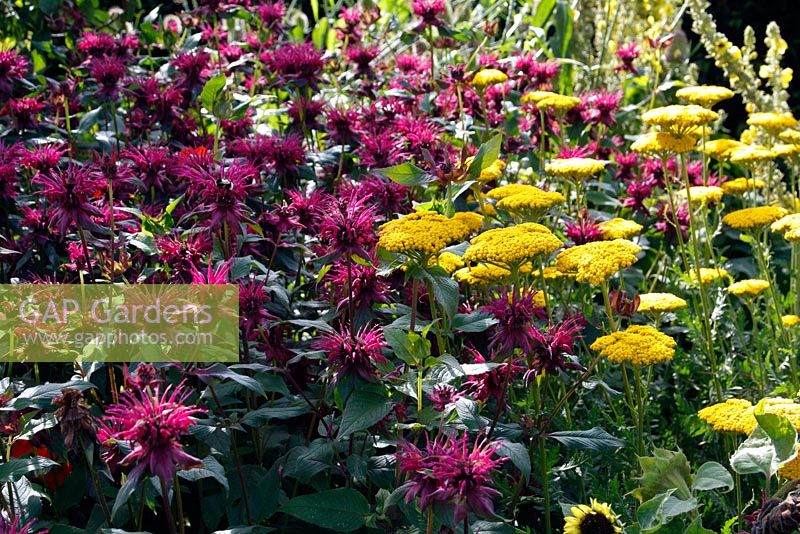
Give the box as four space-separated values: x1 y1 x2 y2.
470 68 508 88
637 292 687 313
747 112 798 132
454 263 512 285
677 186 724 206
697 399 754 434
485 183 541 200
631 131 697 155
378 212 475 256
598 218 643 239
704 138 743 159
554 239 641 285
688 267 730 285
721 177 765 195
496 188 565 219
545 158 608 181
675 85 734 107
779 130 800 144
729 144 777 165
642 105 719 135
464 223 562 268
520 90 558 104
782 314 800 328
591 325 676 366
771 213 800 242
535 94 581 114
431 252 465 274
723 206 789 230
773 143 800 158
464 157 506 182
727 278 770 297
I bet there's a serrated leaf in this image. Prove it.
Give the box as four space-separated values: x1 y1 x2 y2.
376 162 430 186
496 440 530 481
280 488 369 532
338 384 393 438
467 133 502 179
547 427 625 451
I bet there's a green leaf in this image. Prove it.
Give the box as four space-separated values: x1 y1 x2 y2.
338 384 393 438
496 440 530 481
280 488 369 532
467 133 503 179
111 471 141 520
312 18 328 49
551 0 574 58
179 456 229 494
692 462 733 493
685 516 716 534
754 399 798 464
547 427 625 451
201 76 227 111
637 490 698 531
422 266 459 319
77 107 104 134
531 0 556 27
452 311 497 333
0 456 59 483
376 163 430 186
633 448 692 502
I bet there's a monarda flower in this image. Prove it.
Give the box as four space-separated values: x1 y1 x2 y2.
90 56 127 99
32 163 104 234
0 515 40 534
101 384 205 482
484 290 545 356
426 384 461 411
526 315 585 379
319 196 378 260
346 45 379 76
314 324 388 382
4 96 45 130
579 91 621 127
0 49 29 97
172 51 212 91
614 42 639 74
565 210 603 245
514 55 559 90
654 201 689 241
20 143 68 174
411 0 446 29
184 162 256 232
256 1 286 30
264 43 325 89
325 259 390 315
239 280 276 339
53 388 96 452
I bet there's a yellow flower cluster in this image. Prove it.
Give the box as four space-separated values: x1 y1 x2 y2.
747 112 798 132
721 177 765 195
727 278 770 297
496 188 565 218
771 213 800 242
591 325 676 366
453 263 530 285
723 206 790 230
697 399 755 433
677 186 724 206
598 218 643 239
470 68 508 88
432 252 465 274
704 138 742 159
451 211 484 234
464 223 562 267
631 131 698 155
773 144 800 158
465 157 506 182
637 292 687 313
486 183 540 200
782 314 800 328
542 265 574 280
554 239 641 285
729 145 777 164
563 499 623 534
779 130 800 144
545 158 609 181
378 212 474 256
675 85 735 107
689 267 730 285
641 105 719 135
520 90 557 104
536 95 581 114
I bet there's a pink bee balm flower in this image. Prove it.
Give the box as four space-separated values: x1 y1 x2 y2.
101 384 206 482
314 324 388 383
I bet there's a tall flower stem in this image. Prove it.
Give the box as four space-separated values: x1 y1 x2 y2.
533 376 552 534
632 364 647 457
173 475 186 534
159 477 178 534
77 226 94 282
601 282 617 332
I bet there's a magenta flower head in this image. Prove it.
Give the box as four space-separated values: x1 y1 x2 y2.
187 259 233 284
411 0 446 29
526 314 586 381
514 54 559 91
580 91 622 127
426 383 461 412
314 324 388 383
90 56 127 99
318 196 378 260
655 201 689 241
615 42 640 74
325 259 390 314
264 43 325 89
4 96 45 130
0 515 39 534
32 163 104 234
565 210 603 246
20 143 68 174
256 1 286 30
483 290 546 356
0 50 29 97
101 383 206 482
184 161 256 233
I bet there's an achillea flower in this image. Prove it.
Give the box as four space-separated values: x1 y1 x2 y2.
747 112 798 132
314 324 387 382
591 325 676 366
704 138 742 159
637 293 687 313
454 263 515 286
32 164 104 234
614 42 639 73
463 157 505 182
319 196 378 259
564 499 623 534
264 42 325 89
723 206 789 230
697 399 754 434
598 218 643 240
722 177 765 195
675 85 734 108
431 251 464 274
772 143 800 158
772 213 800 242
641 105 718 135
426 384 461 411
631 131 697 155
485 183 541 200
521 90 557 104
470 68 508 88
676 185 724 206
779 130 800 144
554 239 641 285
101 384 205 482
378 211 473 256
536 94 581 115
484 290 545 356
464 223 562 268
0 50 29 97
728 278 770 297
688 267 730 286
495 187 565 219
782 314 800 328
411 0 446 28
729 144 776 165
545 158 608 181
526 315 585 378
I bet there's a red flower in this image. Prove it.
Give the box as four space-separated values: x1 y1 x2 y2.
32 163 104 234
314 324 388 383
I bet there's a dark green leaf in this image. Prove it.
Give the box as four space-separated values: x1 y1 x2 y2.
547 427 625 451
496 440 530 481
179 456 229 494
692 462 733 493
0 456 59 483
377 163 430 186
467 133 503 179
338 384 393 438
280 488 369 532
